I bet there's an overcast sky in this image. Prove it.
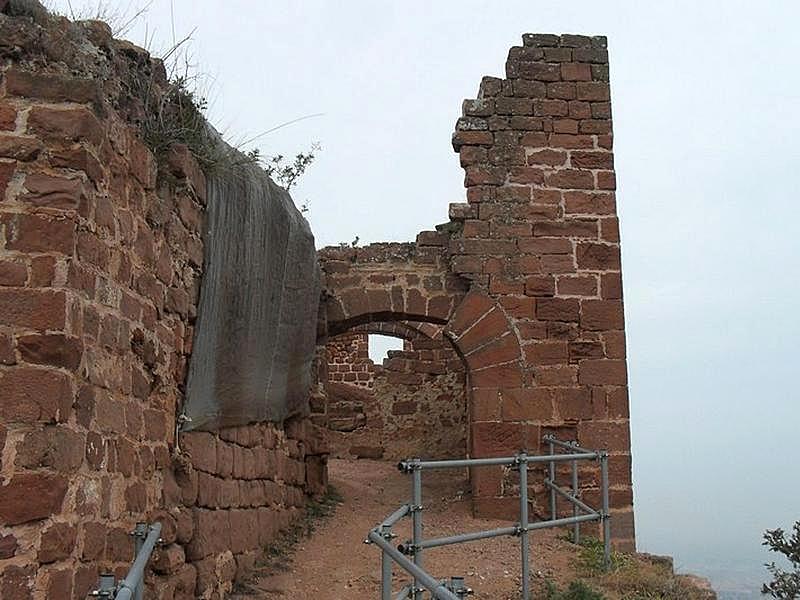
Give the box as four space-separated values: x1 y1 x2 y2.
53 1 799 595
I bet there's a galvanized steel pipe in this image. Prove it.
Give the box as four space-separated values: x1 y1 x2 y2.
367 529 459 600
113 522 162 600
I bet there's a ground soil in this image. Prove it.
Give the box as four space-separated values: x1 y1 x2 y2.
232 458 603 599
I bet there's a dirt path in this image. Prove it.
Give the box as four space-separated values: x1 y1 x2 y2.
237 458 572 599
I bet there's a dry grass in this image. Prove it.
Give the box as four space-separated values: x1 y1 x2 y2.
539 537 715 600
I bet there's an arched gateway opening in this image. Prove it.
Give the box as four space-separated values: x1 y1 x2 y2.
314 241 548 519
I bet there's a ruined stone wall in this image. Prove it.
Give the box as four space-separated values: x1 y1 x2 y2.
319 33 634 550
325 332 377 388
317 333 467 461
0 7 324 598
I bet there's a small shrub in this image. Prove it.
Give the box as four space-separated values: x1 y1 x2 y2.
577 537 629 574
546 580 606 600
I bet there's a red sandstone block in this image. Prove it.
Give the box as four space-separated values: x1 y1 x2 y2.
579 119 612 135
0 473 67 525
570 151 613 170
497 296 535 320
548 133 594 149
564 190 616 215
0 160 14 199
540 254 577 274
527 149 566 167
0 260 26 286
470 362 523 388
576 82 610 102
578 420 630 453
466 332 521 370
0 132 43 161
0 366 71 423
574 47 609 64
568 101 592 120
553 119 579 134
544 47 573 62
4 68 98 103
592 102 612 119
602 330 627 359
2 212 76 254
561 63 592 81
27 105 103 146
576 242 620 270
518 62 561 81
557 275 598 296
533 220 597 238
0 103 16 131
555 387 593 420
38 522 77 564
545 168 594 190
17 333 82 370
501 387 554 421
578 359 628 385
524 275 555 297
21 172 88 211
50 144 104 183
596 170 616 190
518 237 571 255
186 509 230 560
182 431 217 473
600 217 620 243
472 421 527 457
600 273 623 299
581 299 624 331
452 130 493 150
536 298 580 322
606 386 630 418
456 307 508 352
533 98 568 117
523 341 568 366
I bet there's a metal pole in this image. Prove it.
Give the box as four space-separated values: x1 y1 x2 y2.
114 522 162 600
571 448 580 545
394 584 412 600
544 479 597 516
133 522 147 600
411 526 518 551
382 504 410 528
600 452 611 570
367 530 459 600
92 573 116 598
519 453 530 600
548 439 556 520
381 525 392 600
411 462 423 600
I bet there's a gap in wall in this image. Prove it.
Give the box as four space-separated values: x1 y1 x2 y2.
367 334 404 364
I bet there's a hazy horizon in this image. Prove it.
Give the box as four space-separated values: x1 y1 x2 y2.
51 0 800 595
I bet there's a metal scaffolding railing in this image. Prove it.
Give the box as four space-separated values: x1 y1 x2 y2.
90 521 162 599
366 436 611 599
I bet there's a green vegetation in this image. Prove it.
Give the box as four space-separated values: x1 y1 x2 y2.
546 580 606 600
762 520 800 598
537 537 713 600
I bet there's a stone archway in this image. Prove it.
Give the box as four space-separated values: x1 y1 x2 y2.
317 240 532 511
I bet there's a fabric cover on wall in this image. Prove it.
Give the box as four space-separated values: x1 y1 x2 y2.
183 161 320 431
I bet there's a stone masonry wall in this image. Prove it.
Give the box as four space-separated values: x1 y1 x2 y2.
0 8 324 599
317 334 467 461
325 332 376 389
319 33 634 550
448 33 633 547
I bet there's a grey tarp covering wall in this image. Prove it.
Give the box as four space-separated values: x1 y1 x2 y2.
182 163 320 431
